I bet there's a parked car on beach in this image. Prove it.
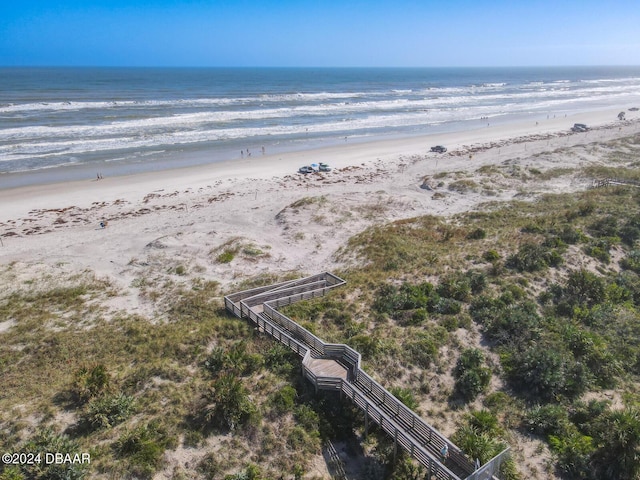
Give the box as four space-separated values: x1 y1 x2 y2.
430 145 447 153
319 162 332 172
571 123 588 132
298 166 314 174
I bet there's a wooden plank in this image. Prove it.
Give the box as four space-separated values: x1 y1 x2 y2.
306 358 348 380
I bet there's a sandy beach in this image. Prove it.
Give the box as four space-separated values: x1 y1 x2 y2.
1 107 639 299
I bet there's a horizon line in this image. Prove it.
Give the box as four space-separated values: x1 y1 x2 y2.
2 64 640 70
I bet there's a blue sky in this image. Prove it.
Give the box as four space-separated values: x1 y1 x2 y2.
1 0 639 67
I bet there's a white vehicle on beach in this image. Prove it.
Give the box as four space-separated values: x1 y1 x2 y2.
319 163 332 172
298 166 314 174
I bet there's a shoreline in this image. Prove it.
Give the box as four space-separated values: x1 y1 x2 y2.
0 104 638 297
1 105 637 222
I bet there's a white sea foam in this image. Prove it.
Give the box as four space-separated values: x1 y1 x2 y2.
2 67 640 174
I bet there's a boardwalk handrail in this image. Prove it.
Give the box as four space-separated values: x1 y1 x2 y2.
224 272 482 479
591 177 640 189
354 366 470 471
340 379 461 480
261 293 471 473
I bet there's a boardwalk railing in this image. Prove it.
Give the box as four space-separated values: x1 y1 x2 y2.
590 177 640 189
224 272 509 480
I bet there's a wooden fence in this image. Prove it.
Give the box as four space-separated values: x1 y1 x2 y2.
591 178 640 189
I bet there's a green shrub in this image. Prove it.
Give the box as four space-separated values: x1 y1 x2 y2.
620 220 640 246
408 308 428 325
204 342 263 377
577 201 596 217
467 228 487 240
468 410 500 435
216 250 235 263
294 404 320 431
86 393 136 429
72 364 111 404
224 464 263 480
524 404 570 436
287 426 307 450
0 466 23 480
204 346 227 375
115 423 172 479
348 334 383 359
483 392 511 411
550 269 607 316
21 428 88 480
433 297 462 315
264 343 297 376
467 269 488 294
588 216 618 238
448 179 478 193
621 250 640 273
373 282 438 315
570 399 610 433
403 330 446 368
505 344 589 401
287 426 320 454
506 242 562 272
451 425 506 465
584 238 614 263
548 432 594 479
204 374 258 431
471 297 541 347
453 349 492 402
483 249 501 262
440 315 460 331
269 385 297 415
324 307 352 324
547 249 564 267
389 386 419 411
521 222 545 234
616 271 640 306
542 235 567 249
456 370 490 401
561 325 621 388
437 273 471 301
198 453 220 478
396 308 428 326
557 225 584 244
590 407 640 480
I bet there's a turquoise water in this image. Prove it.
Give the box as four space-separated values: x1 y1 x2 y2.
1 66 640 186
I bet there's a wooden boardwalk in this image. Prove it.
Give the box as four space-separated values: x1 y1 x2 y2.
225 273 509 480
590 177 640 189
306 358 349 380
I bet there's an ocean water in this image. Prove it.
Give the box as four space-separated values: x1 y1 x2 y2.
1 66 640 187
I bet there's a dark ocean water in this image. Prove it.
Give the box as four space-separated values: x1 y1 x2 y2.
1 66 640 186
